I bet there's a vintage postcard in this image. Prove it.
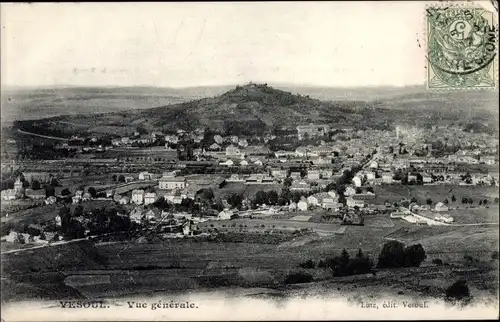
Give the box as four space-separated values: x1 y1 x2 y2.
1 1 498 321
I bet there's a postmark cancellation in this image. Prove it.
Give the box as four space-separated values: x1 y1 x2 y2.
426 5 498 90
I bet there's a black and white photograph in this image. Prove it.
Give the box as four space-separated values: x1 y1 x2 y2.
1 2 499 320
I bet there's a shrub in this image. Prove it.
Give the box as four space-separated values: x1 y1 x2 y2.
284 272 313 284
298 259 315 269
403 244 426 267
491 251 499 260
321 249 373 277
432 258 444 266
377 241 426 268
445 280 471 304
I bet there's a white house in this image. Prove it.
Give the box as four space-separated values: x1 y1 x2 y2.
209 143 221 151
164 135 179 144
307 195 319 206
131 189 145 205
422 175 433 183
346 197 365 208
129 207 144 223
45 196 57 205
307 170 320 180
288 202 297 212
297 199 308 211
119 196 130 205
219 159 234 167
1 189 17 201
240 160 249 166
159 177 186 190
345 186 356 196
327 190 337 199
435 202 449 212
253 159 263 166
238 139 248 148
138 172 153 180
72 195 81 204
365 172 375 180
218 209 233 220
144 192 158 205
369 160 379 169
352 176 362 187
382 173 393 184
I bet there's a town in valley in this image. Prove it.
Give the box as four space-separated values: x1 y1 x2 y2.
1 83 498 306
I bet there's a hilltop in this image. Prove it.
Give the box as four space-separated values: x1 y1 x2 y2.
9 83 500 138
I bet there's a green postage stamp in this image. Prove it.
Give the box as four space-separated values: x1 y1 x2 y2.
426 5 498 89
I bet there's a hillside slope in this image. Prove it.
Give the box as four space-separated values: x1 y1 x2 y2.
9 83 500 138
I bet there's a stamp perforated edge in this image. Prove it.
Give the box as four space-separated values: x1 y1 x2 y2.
424 1 499 91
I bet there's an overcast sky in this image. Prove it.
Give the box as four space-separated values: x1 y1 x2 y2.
2 2 433 88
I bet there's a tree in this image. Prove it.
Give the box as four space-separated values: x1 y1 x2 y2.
445 279 471 304
118 175 126 183
443 199 449 204
377 240 406 268
50 178 60 187
426 198 433 205
283 177 293 188
112 174 117 182
366 187 374 193
61 188 72 196
410 197 418 204
299 259 315 269
267 190 279 205
73 205 84 217
451 195 456 202
355 187 362 194
227 193 243 209
31 180 41 190
45 185 55 197
403 244 426 267
254 191 268 206
88 187 97 198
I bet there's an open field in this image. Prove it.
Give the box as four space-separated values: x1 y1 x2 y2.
447 206 499 224
372 184 499 205
1 216 498 303
216 182 283 200
385 225 499 262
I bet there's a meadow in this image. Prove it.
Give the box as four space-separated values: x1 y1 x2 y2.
372 184 499 205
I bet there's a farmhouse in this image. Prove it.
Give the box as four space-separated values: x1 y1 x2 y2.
159 176 187 190
245 174 274 185
119 196 130 205
307 170 320 180
138 172 153 180
131 189 145 205
144 192 158 205
290 181 311 192
352 176 362 187
218 209 233 220
45 196 57 205
434 202 449 212
297 199 308 211
270 168 288 179
346 197 365 208
382 173 393 184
